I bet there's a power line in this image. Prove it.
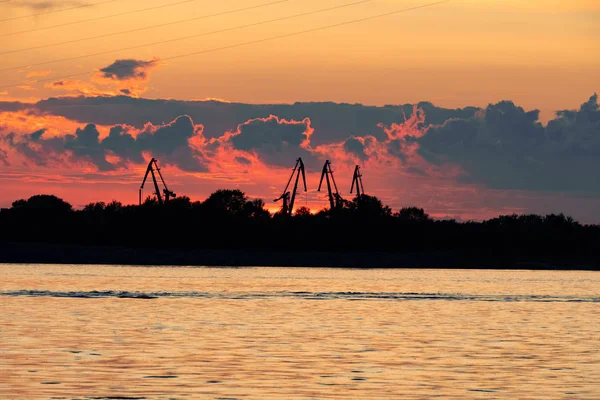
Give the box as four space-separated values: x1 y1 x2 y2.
0 0 372 72
0 0 450 90
0 0 121 23
1 0 292 55
0 0 201 37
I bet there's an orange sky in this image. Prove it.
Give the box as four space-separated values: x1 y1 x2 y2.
0 0 599 221
1 0 598 117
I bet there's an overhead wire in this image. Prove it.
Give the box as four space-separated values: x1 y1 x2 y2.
1 0 203 38
1 0 293 55
0 0 450 90
0 0 372 72
0 0 121 23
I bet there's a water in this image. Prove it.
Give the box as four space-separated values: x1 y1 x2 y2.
0 264 598 399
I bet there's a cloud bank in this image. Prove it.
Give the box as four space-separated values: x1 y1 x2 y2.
1 93 599 196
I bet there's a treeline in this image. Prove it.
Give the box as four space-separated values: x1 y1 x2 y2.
1 191 600 265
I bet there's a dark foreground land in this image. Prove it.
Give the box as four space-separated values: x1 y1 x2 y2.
1 242 597 270
1 192 599 270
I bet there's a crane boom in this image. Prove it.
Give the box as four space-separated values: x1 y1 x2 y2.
318 160 343 210
275 157 306 216
139 158 176 205
150 167 162 205
351 165 365 197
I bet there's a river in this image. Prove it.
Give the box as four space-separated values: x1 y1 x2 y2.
0 264 598 399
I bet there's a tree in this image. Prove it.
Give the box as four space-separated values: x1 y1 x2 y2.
166 196 192 209
202 189 249 216
395 207 431 222
13 195 72 212
294 206 312 217
349 194 392 219
244 199 271 219
105 200 124 213
11 199 27 208
83 202 106 213
141 195 159 208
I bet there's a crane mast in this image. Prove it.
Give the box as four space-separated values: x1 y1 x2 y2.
350 165 365 197
274 157 307 216
139 158 176 205
318 160 343 211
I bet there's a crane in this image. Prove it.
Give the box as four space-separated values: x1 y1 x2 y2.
274 157 307 216
350 165 365 197
318 160 344 211
139 158 176 205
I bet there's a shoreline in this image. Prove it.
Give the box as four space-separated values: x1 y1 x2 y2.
0 241 598 271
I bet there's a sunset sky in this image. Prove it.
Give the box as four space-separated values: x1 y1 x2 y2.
0 0 599 220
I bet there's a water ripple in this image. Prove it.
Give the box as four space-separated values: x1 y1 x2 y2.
1 289 598 302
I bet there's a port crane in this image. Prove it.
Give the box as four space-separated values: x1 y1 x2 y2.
350 165 365 197
318 160 344 211
139 158 176 205
274 157 307 216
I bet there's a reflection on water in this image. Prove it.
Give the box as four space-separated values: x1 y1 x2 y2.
0 265 599 399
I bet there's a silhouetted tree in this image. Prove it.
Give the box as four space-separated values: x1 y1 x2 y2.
349 194 392 219
105 200 123 213
1 189 599 268
244 199 270 219
395 207 431 222
141 195 159 207
167 196 192 209
11 199 27 208
83 202 106 213
202 189 248 216
294 206 312 217
13 195 72 212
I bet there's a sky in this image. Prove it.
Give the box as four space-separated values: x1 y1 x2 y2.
0 0 599 221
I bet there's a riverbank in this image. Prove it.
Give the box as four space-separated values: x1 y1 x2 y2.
0 241 597 270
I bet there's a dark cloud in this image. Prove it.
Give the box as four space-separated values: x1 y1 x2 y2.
2 130 58 166
0 101 28 113
135 115 207 172
418 94 600 193
235 156 252 166
0 149 8 166
4 115 208 172
343 135 375 161
102 125 143 165
33 96 480 144
99 59 158 81
386 139 407 162
227 115 319 169
6 94 600 195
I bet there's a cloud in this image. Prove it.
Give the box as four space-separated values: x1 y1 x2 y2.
45 80 117 97
98 58 160 82
32 96 479 143
0 149 8 166
224 115 318 169
8 1 84 10
2 115 209 172
26 70 52 78
343 136 373 161
134 115 208 172
42 57 162 98
417 93 600 193
3 94 600 196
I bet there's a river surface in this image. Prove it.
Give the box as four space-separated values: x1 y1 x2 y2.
0 264 598 399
